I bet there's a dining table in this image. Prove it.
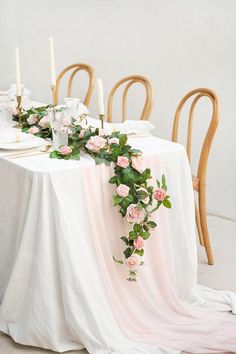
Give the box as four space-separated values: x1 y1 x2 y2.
0 122 236 354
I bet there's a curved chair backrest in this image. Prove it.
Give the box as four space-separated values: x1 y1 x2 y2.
107 75 153 122
172 88 220 182
53 63 95 106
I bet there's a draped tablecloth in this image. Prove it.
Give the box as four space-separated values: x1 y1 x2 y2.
0 136 236 354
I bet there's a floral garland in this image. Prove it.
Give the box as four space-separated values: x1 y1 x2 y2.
21 107 171 281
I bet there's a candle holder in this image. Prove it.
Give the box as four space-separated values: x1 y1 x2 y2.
99 114 104 129
51 85 56 106
16 95 23 128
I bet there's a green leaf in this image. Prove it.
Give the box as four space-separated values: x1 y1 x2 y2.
124 194 133 205
135 249 144 256
162 185 167 191
50 151 59 159
123 247 133 259
120 236 129 245
137 189 148 200
162 175 166 185
129 231 138 240
130 149 142 155
112 256 123 265
109 176 117 184
119 134 128 148
140 231 150 239
163 199 171 208
147 221 157 228
134 224 141 233
156 179 160 188
113 195 122 206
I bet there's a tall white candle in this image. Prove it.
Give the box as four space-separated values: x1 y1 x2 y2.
15 47 21 96
48 37 56 86
97 78 105 115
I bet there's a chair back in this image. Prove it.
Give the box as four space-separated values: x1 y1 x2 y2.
107 75 153 122
54 63 95 106
172 88 220 182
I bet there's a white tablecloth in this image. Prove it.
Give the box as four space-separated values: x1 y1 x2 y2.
0 136 236 353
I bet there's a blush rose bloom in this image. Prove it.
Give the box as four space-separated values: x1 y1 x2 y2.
117 156 129 168
125 255 139 270
131 155 144 173
153 188 167 201
133 236 144 250
27 114 38 125
108 137 119 145
86 135 106 153
126 204 145 224
28 126 39 135
38 115 50 129
116 184 130 197
79 130 85 138
58 145 72 155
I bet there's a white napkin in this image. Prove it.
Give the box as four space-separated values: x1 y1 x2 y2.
86 118 155 136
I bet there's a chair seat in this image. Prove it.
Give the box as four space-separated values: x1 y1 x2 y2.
192 175 199 191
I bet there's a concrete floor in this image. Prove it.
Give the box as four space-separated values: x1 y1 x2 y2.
0 215 235 354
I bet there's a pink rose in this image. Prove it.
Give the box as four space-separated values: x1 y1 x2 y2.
153 188 166 201
126 204 145 224
38 115 50 129
79 130 85 138
99 128 105 137
133 236 144 250
131 155 144 172
125 255 139 270
27 114 38 125
86 135 106 153
108 137 119 145
117 156 129 168
58 145 72 155
116 184 130 197
28 126 39 135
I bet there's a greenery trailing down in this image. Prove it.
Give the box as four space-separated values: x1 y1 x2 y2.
49 124 171 281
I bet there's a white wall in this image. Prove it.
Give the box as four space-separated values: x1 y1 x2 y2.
1 0 236 220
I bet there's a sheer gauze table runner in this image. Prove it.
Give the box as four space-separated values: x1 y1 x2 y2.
0 136 236 354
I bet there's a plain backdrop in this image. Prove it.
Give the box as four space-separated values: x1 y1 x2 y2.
0 0 236 220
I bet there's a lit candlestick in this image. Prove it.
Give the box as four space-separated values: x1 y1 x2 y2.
48 37 56 86
16 47 21 96
97 78 105 115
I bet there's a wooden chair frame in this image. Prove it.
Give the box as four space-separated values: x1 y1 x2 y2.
107 75 153 122
172 88 220 265
53 63 95 106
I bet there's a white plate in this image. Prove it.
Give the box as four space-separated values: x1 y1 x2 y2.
0 131 45 150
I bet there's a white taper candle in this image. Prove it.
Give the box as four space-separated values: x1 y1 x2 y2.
15 47 21 96
48 37 56 86
97 78 105 115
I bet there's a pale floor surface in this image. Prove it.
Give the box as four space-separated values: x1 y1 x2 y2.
0 215 235 354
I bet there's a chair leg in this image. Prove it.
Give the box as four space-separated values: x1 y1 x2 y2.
195 199 205 247
198 185 214 265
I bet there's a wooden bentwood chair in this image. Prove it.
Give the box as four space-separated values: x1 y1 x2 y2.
53 63 95 106
107 75 153 122
172 88 220 265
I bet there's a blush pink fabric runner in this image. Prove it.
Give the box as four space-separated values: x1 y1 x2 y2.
82 155 236 353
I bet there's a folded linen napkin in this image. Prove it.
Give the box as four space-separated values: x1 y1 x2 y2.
86 117 155 136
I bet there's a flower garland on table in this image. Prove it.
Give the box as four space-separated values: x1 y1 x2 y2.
51 125 171 281
20 105 53 139
20 107 171 281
